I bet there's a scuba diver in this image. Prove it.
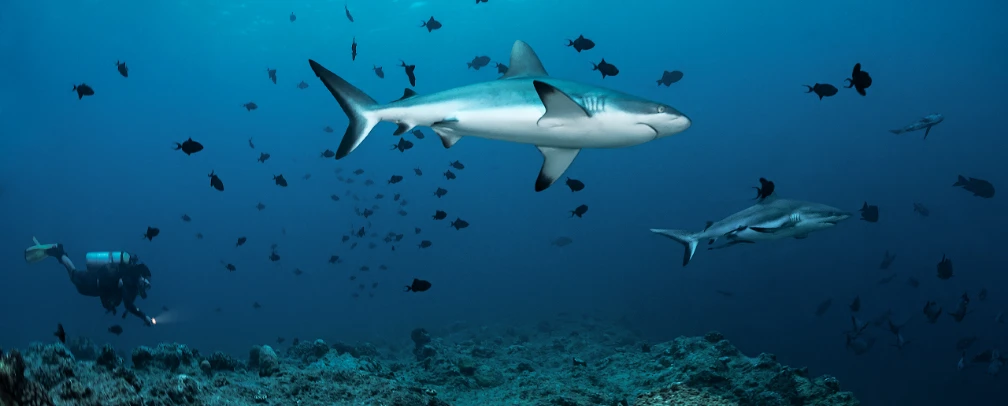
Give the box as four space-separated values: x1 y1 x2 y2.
25 237 155 326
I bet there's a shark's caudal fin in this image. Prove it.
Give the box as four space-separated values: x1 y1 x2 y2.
650 229 700 267
309 59 379 159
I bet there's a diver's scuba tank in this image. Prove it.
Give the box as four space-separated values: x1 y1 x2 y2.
85 251 136 271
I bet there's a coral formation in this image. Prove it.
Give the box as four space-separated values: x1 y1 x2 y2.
0 320 859 405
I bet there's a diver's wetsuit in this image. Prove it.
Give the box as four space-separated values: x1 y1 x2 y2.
51 248 153 325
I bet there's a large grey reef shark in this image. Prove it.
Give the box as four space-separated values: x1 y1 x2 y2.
889 113 944 139
650 193 852 267
308 40 692 191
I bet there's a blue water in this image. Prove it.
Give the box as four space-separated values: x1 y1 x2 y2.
2 0 1007 404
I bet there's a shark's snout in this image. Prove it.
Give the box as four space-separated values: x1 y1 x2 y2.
649 110 691 139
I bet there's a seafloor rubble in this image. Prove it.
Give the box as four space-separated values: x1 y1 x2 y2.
1 316 859 406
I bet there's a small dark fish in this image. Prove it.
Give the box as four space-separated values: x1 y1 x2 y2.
208 171 224 191
433 210 447 220
405 278 432 292
566 35 595 53
443 170 456 180
73 83 95 99
143 227 160 241
937 254 954 280
815 298 832 316
54 323 66 343
591 59 619 78
108 325 123 335
224 263 236 272
421 16 442 32
656 70 683 87
913 202 930 217
253 302 262 309
321 149 336 158
344 4 354 22
363 179 373 186
258 152 270 163
273 174 288 187
375 193 384 199
434 187 447 198
323 126 334 133
415 227 421 234
243 102 258 111
181 214 191 222
341 235 350 243
393 193 400 201
248 137 255 149
754 177 774 200
391 137 414 152
495 62 508 75
269 250 280 262
329 255 341 264
266 68 277 84
293 268 304 276
450 217 469 230
277 337 285 344
256 202 266 211
196 233 204 239
360 266 370 271
467 56 490 70
566 178 585 192
400 60 417 87
859 202 879 223
849 296 861 312
116 61 128 77
330 194 341 202
289 12 296 22
570 204 588 218
388 175 404 184
351 37 357 61
880 251 896 269
551 236 573 247
414 167 423 176
236 237 247 247
296 80 309 89
803 83 838 100
843 63 872 96
953 175 995 198
173 137 203 155
449 160 465 170
353 169 365 175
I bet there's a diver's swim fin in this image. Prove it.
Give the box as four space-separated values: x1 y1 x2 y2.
25 237 56 264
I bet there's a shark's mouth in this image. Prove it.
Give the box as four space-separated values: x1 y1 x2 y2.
638 123 659 138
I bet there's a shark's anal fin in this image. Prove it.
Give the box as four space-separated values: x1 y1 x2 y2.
535 146 580 192
393 123 412 136
924 125 932 140
431 119 462 148
533 80 590 128
499 40 548 79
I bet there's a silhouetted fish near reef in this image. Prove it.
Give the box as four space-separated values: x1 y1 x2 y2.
289 12 296 22
844 63 872 96
351 37 358 61
753 178 774 200
143 227 160 241
173 138 203 155
591 59 619 78
400 60 417 87
566 178 584 192
373 65 384 78
273 174 288 187
54 324 66 343
116 61 128 77
243 102 258 111
656 70 683 87
450 218 469 230
345 4 354 22
73 83 94 99
567 35 595 52
405 278 432 292
266 68 277 84
859 202 879 222
209 171 224 191
108 325 123 335
570 204 588 218
421 16 442 32
803 83 837 100
953 175 995 198
296 81 309 89
467 56 490 70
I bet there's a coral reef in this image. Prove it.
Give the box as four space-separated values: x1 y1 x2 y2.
0 319 859 406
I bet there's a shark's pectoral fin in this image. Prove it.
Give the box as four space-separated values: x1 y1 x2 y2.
431 119 462 148
393 123 413 136
749 226 779 233
533 80 590 128
535 146 580 192
923 125 932 140
794 234 809 239
499 40 548 80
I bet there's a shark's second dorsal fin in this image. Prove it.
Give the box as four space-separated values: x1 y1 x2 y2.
394 88 418 102
500 40 548 80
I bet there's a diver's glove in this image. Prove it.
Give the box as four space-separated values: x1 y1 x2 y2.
45 243 65 259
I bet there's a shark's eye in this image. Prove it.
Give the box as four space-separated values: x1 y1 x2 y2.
656 105 666 113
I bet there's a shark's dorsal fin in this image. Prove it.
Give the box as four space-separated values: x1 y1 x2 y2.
499 40 548 80
394 88 418 102
703 221 714 231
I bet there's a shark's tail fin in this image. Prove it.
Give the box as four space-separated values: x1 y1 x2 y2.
650 229 700 267
309 59 379 159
